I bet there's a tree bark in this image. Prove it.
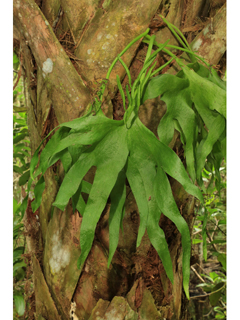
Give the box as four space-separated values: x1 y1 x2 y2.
13 0 226 319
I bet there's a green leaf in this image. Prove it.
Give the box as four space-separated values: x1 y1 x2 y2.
126 156 149 247
71 180 92 215
126 125 157 247
58 150 72 173
76 195 87 215
209 272 220 282
18 170 30 186
13 247 25 263
77 125 129 268
142 73 189 103
217 253 226 271
19 196 28 219
53 150 96 211
14 295 25 316
13 165 24 174
154 167 191 298
158 84 197 181
13 261 26 274
38 127 70 176
14 118 27 126
13 52 19 64
209 283 225 306
13 133 27 144
146 200 174 285
182 66 226 118
13 223 24 239
28 32 221 298
13 198 21 215
30 126 67 179
60 112 123 131
142 64 226 185
210 239 226 245
108 169 126 267
31 176 45 212
82 180 92 194
133 118 203 202
14 143 31 152
192 239 203 244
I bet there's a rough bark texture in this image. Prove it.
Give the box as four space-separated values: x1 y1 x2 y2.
13 0 226 319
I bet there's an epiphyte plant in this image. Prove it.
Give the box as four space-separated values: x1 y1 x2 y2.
27 17 226 299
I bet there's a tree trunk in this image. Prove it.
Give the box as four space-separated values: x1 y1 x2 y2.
13 0 226 319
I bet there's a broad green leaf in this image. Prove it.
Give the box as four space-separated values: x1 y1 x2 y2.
82 181 92 194
133 118 203 202
209 283 225 306
13 261 26 274
13 133 27 144
53 150 96 211
48 123 114 156
30 145 41 180
142 74 189 102
71 180 92 214
76 195 87 215
126 123 157 246
19 195 28 218
14 295 25 316
18 170 30 186
38 127 70 175
142 64 226 185
194 108 225 184
154 167 191 298
31 176 45 212
72 183 83 213
13 142 30 152
29 126 68 179
126 157 149 247
181 62 226 90
146 200 174 284
77 125 129 268
68 144 88 165
157 85 197 181
209 272 220 282
13 165 24 174
59 150 72 173
108 170 126 267
182 66 226 118
60 113 123 131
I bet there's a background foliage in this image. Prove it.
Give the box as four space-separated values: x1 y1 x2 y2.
13 52 33 319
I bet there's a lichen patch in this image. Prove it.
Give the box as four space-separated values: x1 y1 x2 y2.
42 58 53 74
49 231 70 274
192 38 203 51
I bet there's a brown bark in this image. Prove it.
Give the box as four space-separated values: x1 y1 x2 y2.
13 0 226 319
